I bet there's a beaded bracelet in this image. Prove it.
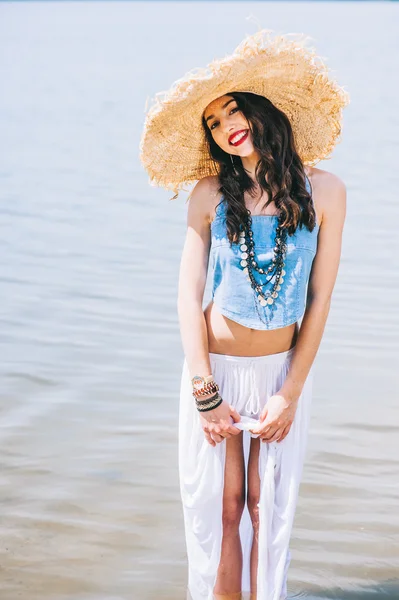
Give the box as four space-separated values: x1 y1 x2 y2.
195 391 219 405
195 393 223 413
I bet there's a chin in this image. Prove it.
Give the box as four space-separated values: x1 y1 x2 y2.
235 144 255 157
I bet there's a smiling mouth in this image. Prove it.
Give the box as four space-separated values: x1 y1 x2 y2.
229 129 249 146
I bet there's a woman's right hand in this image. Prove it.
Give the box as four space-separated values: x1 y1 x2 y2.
199 400 241 447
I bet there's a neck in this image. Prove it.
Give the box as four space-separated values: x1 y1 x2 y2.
241 149 261 182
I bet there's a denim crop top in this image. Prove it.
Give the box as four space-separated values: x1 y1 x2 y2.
209 176 319 330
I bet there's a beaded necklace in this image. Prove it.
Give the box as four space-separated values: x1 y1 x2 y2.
238 211 288 308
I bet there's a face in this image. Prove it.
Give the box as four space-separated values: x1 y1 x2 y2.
203 94 255 157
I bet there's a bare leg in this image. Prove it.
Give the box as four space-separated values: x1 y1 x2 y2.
213 432 245 597
247 437 261 598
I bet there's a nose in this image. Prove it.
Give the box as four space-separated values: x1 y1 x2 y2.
220 117 236 134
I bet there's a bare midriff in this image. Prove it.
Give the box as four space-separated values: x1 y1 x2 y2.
203 300 298 357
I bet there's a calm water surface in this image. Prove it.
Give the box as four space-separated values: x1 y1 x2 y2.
0 2 398 599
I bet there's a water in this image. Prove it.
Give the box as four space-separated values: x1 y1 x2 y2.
0 1 398 599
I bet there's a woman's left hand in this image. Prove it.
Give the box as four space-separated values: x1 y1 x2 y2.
249 391 299 443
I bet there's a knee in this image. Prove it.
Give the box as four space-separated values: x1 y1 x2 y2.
222 493 245 533
247 493 260 530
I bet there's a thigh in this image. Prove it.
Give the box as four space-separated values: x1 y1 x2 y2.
222 431 245 509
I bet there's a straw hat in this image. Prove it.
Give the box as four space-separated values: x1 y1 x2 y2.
139 28 350 198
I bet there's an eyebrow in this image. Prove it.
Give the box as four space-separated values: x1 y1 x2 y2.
204 98 236 124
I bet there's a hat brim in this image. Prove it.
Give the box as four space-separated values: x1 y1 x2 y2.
140 29 350 194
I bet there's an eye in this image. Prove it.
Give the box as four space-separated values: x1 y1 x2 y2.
209 106 239 130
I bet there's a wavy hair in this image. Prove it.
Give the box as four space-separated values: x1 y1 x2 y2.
201 91 317 244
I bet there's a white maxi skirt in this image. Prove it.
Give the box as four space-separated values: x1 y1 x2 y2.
178 347 314 600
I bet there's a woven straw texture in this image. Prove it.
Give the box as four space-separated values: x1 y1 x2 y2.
139 29 350 197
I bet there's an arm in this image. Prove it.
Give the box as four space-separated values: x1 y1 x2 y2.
251 172 347 442
177 177 213 380
280 173 347 402
177 177 241 446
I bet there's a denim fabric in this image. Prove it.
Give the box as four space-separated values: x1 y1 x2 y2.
209 176 319 330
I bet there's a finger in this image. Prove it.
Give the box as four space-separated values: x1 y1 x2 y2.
267 428 284 443
261 427 278 442
259 407 268 423
277 424 291 443
218 422 235 435
229 406 241 423
228 425 242 436
254 423 272 436
225 425 242 437
212 433 224 444
277 424 290 441
204 431 215 446
249 419 269 435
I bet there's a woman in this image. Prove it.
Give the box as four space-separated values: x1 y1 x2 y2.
140 30 349 600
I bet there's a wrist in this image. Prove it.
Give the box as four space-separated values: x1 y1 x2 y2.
279 381 303 403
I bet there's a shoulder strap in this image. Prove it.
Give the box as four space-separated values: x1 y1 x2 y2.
305 174 319 226
305 174 311 194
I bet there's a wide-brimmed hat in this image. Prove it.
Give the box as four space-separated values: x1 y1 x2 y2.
139 28 350 197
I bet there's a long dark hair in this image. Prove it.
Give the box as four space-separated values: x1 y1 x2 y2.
201 91 317 244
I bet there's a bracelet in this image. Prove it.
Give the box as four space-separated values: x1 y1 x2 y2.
191 374 214 389
196 395 223 412
195 393 223 413
192 381 219 398
195 391 219 405
191 374 216 393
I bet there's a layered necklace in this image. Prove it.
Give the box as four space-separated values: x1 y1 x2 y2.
238 210 288 308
